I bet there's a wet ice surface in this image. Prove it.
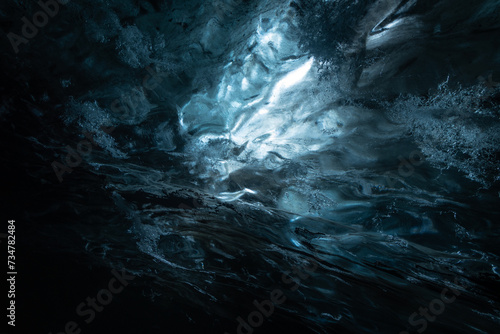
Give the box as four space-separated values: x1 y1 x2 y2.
1 0 500 333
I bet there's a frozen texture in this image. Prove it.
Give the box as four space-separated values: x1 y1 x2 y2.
1 0 500 333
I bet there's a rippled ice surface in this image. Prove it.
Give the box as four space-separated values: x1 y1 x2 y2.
1 0 500 333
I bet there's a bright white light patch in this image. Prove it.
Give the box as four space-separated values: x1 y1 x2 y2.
259 31 282 47
257 108 269 115
242 78 249 90
216 188 257 201
270 58 314 104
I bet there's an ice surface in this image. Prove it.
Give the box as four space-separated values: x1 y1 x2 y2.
3 0 500 332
